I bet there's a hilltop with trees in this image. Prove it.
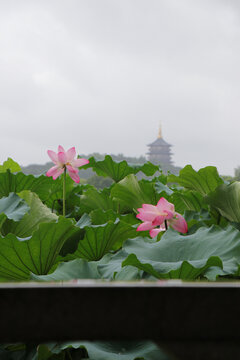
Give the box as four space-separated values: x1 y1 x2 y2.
21 152 181 189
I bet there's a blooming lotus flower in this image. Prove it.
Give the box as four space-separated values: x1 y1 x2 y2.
46 145 89 183
136 197 188 238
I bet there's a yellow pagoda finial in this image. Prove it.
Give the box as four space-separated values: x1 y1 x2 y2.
158 123 162 139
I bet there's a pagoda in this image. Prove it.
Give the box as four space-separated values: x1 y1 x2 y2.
147 125 173 166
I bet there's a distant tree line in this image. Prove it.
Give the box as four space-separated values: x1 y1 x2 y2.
21 153 148 176
21 152 181 189
222 166 240 182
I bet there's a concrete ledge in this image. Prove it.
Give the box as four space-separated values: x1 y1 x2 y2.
0 280 240 344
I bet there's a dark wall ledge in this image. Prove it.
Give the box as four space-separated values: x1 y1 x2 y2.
1 280 240 360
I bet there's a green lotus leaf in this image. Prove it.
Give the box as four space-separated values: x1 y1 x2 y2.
73 220 136 261
122 226 240 280
83 155 160 182
0 344 36 359
58 214 87 257
0 217 78 281
35 344 53 360
0 192 29 221
97 250 141 280
181 209 215 234
0 171 74 209
83 155 137 182
36 343 87 360
79 340 169 360
33 175 74 210
97 250 129 279
31 259 100 281
206 182 240 222
168 165 223 195
123 253 221 280
133 161 160 177
0 158 21 173
90 209 138 226
0 214 7 232
76 213 91 228
170 190 205 213
37 341 169 360
80 186 118 213
1 190 57 237
90 209 118 224
111 174 157 211
114 265 142 280
155 180 173 196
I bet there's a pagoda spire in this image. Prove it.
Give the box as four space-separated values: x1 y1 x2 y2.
158 123 162 139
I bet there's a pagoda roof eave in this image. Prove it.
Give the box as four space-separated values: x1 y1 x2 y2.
147 137 171 147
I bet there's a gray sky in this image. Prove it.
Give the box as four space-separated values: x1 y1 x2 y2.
0 0 240 175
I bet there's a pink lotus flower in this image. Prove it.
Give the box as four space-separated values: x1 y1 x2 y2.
46 145 89 183
136 197 188 238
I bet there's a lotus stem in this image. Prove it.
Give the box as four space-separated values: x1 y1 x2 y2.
164 219 168 230
63 167 66 217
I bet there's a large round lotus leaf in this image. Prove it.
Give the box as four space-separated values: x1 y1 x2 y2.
83 155 159 182
0 158 21 173
83 155 137 182
90 209 137 226
0 171 73 208
36 341 169 360
111 174 157 211
206 182 240 222
96 250 141 280
122 226 240 280
80 186 118 213
0 192 29 221
31 259 100 281
0 217 78 280
1 190 57 237
168 165 223 195
170 190 205 213
73 220 136 261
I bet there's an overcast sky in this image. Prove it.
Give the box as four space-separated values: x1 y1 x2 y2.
0 0 240 175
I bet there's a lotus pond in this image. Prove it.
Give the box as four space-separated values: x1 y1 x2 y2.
0 152 239 359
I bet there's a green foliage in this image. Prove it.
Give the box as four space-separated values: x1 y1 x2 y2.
155 180 173 196
2 156 240 358
90 209 118 224
31 259 100 281
0 159 238 284
76 213 91 228
0 192 29 221
0 218 78 280
168 165 223 195
35 341 168 360
111 174 157 211
134 161 160 176
0 171 74 210
122 225 240 280
97 250 142 280
73 220 136 261
85 155 137 182
90 209 137 225
170 190 205 213
84 155 159 182
0 158 21 173
1 191 57 237
206 182 240 222
80 186 118 213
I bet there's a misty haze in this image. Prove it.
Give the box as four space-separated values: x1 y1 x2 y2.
1 0 240 175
